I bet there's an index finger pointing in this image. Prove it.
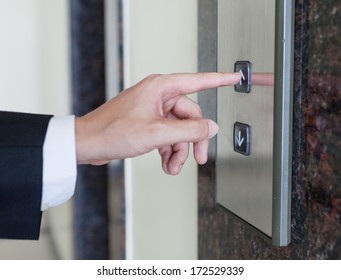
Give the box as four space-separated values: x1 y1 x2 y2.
159 72 242 99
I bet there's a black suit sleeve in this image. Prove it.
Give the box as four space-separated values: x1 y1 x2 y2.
0 111 53 240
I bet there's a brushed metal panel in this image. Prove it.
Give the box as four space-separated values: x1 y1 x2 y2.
216 0 294 247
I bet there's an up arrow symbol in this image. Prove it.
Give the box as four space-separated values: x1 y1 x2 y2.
236 131 244 147
239 69 245 85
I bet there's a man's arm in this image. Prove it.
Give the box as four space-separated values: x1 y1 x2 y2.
0 111 52 240
0 72 241 240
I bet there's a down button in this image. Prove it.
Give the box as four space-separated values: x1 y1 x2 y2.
233 122 251 156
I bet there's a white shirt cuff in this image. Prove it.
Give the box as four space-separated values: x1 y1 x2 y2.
41 115 77 211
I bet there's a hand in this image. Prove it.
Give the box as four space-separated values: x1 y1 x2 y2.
75 72 241 175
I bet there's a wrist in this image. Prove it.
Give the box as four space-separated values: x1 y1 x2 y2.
75 116 110 166
75 116 87 164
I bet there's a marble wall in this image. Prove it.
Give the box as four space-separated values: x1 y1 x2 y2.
70 0 109 259
70 0 125 260
198 0 341 259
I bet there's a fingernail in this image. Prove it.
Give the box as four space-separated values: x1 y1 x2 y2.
208 121 219 138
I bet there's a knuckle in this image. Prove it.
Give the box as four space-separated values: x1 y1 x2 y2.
147 73 162 80
192 102 203 117
194 121 209 140
145 74 164 85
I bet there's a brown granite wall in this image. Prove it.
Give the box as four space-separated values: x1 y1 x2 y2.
70 0 125 260
70 0 109 259
198 0 341 259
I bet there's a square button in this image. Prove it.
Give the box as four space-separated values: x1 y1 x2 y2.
233 122 251 156
234 61 251 93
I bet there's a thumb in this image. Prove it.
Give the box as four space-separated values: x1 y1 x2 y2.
154 118 219 147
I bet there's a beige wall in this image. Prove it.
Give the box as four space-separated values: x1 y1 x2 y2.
0 0 70 115
123 0 198 259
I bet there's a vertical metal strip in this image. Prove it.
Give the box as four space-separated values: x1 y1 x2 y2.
273 0 295 246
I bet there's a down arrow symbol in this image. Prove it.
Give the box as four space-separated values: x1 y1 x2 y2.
236 131 244 147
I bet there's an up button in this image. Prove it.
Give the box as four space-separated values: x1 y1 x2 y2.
234 61 251 93
233 122 251 156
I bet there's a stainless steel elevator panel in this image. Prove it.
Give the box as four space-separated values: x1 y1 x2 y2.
216 0 294 246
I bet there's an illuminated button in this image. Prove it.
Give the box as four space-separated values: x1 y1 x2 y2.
234 61 251 93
